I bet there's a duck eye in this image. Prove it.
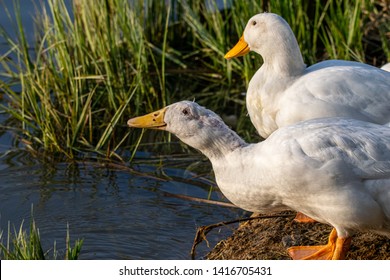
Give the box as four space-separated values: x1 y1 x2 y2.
252 20 257 26
182 108 189 115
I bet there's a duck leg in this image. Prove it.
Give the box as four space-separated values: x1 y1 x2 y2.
294 212 317 223
287 228 352 260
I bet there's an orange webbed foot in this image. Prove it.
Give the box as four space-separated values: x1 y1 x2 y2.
294 212 317 223
287 228 351 260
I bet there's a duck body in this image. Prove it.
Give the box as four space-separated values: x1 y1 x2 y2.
381 62 390 71
212 117 390 239
128 101 390 243
225 13 390 139
248 59 390 138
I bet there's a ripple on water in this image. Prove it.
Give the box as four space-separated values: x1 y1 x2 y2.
0 150 244 259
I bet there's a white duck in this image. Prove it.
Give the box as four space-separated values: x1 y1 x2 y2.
225 13 390 139
128 101 390 260
381 62 390 72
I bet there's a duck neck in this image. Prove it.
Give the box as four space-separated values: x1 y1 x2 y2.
198 129 248 161
262 37 306 77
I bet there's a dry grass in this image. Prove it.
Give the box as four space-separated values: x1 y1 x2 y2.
205 212 390 260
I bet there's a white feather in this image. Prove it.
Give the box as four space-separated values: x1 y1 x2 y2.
238 13 390 138
161 101 390 239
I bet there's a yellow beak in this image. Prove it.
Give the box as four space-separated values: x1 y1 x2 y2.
127 107 168 130
224 35 250 59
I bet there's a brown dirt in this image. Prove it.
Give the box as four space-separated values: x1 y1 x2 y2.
204 212 390 260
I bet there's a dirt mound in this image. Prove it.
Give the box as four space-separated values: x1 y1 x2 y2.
205 212 390 260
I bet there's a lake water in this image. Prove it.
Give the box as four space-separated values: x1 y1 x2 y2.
0 0 245 259
0 137 244 259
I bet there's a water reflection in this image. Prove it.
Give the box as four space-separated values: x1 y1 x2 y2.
0 145 245 259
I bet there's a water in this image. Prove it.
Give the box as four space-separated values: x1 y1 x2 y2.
0 0 246 259
0 132 245 259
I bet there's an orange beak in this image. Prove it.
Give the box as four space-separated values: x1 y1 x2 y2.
224 35 250 59
127 107 168 130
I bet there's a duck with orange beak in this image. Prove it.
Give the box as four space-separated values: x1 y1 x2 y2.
128 101 390 260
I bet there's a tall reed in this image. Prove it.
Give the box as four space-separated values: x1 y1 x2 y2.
0 0 176 159
0 0 388 159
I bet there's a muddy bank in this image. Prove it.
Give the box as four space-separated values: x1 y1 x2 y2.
204 212 390 260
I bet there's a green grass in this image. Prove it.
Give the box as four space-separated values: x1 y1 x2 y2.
0 0 175 159
0 0 388 159
0 210 83 260
0 0 388 260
